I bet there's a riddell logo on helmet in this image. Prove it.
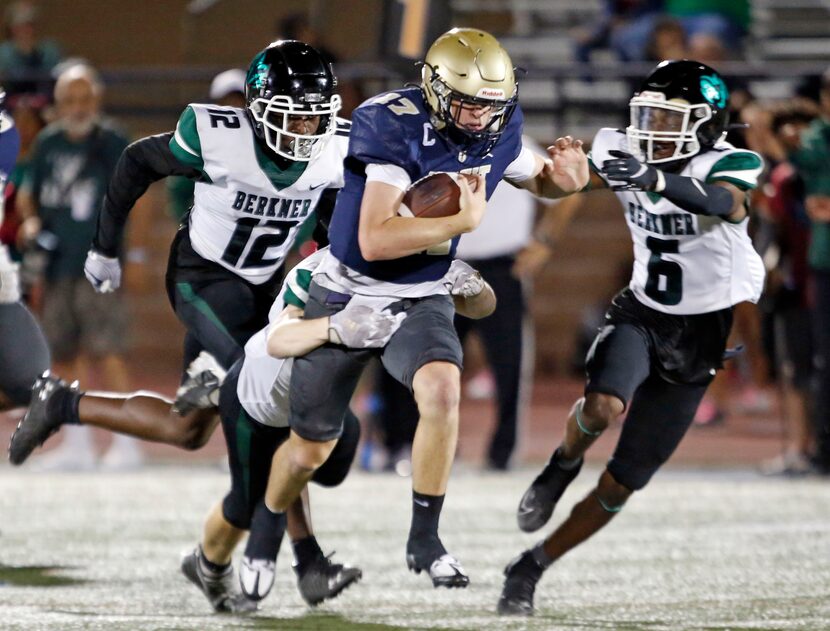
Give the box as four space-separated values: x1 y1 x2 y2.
476 88 505 99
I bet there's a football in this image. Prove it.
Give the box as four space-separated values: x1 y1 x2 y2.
399 172 479 219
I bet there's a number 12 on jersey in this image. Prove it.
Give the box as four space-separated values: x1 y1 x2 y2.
222 217 299 269
644 236 683 306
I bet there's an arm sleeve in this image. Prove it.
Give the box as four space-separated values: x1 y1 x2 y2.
93 132 202 256
656 172 736 217
365 163 411 191
502 144 538 182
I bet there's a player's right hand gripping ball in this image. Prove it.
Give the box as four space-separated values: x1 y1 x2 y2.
84 250 122 293
399 172 479 218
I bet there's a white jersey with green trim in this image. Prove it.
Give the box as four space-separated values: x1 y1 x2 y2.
235 247 327 427
589 127 765 315
169 103 349 285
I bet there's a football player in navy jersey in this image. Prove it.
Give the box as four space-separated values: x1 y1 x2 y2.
260 28 589 589
0 88 51 412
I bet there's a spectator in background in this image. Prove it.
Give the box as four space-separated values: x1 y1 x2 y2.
166 68 246 223
0 1 61 98
790 70 830 475
666 0 750 55
454 139 567 470
760 100 819 475
573 0 664 63
643 16 686 62
16 63 142 471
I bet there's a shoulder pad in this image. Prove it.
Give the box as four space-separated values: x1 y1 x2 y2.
588 128 626 174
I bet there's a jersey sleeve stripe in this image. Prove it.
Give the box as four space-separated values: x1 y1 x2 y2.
283 284 306 309
173 127 199 157
174 106 203 156
169 106 208 175
706 152 762 191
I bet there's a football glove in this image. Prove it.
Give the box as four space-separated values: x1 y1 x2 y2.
601 150 659 191
328 304 406 348
444 259 485 298
84 250 122 293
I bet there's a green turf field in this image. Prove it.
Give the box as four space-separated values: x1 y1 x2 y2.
1 466 828 630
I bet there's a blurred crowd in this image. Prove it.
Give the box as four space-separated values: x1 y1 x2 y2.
723 73 830 476
573 0 749 64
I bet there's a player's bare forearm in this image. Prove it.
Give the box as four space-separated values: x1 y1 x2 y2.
360 214 473 260
453 281 496 319
358 180 475 261
267 306 330 358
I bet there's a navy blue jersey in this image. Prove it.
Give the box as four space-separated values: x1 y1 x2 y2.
329 87 524 284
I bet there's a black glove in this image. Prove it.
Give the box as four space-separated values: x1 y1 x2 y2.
601 150 659 191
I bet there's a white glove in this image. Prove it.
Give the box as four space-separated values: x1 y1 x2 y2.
444 259 485 298
328 304 406 348
84 250 122 293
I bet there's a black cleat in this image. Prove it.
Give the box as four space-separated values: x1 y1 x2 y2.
406 537 469 588
181 548 257 614
9 372 75 466
517 453 583 533
497 550 544 616
294 551 362 606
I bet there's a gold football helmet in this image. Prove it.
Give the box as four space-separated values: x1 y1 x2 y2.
421 28 518 153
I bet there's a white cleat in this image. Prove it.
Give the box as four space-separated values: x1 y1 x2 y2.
239 556 276 601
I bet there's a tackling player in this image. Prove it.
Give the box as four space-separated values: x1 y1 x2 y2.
260 27 588 589
497 60 765 616
181 251 495 612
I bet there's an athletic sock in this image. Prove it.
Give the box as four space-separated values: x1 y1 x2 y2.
409 491 445 545
292 535 324 573
552 446 581 471
49 387 82 425
244 502 287 561
198 545 230 577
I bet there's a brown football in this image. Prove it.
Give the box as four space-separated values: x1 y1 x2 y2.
400 172 479 219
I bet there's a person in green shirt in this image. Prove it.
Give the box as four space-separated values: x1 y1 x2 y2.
16 62 143 471
790 69 830 473
0 1 62 98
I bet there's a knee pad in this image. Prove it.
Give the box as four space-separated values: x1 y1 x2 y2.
312 408 361 487
221 491 252 530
